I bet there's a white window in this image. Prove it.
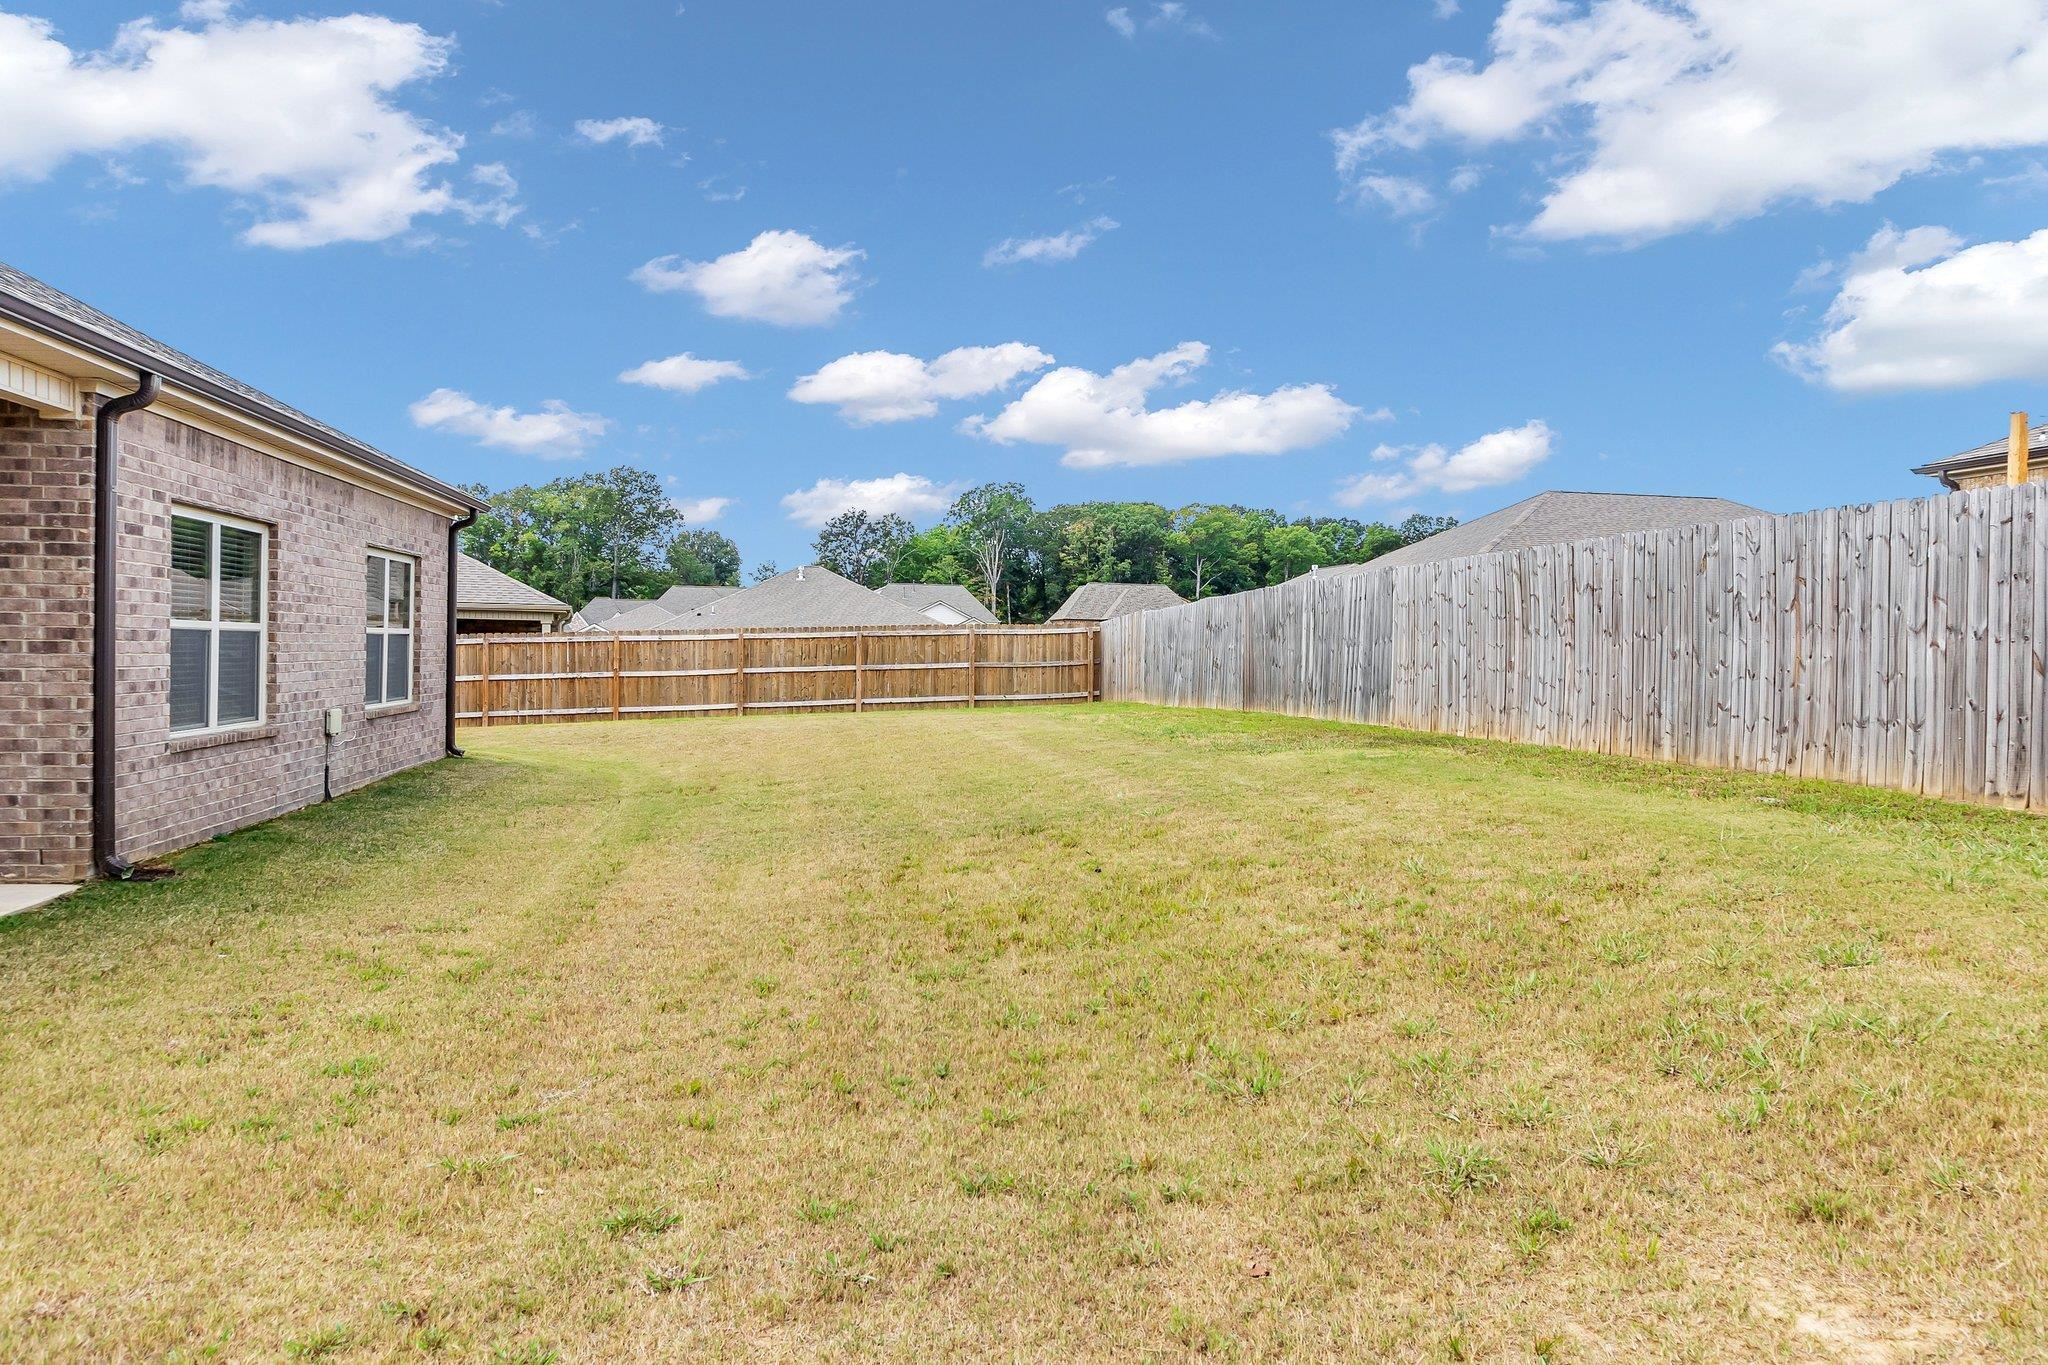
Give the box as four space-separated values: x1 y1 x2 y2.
365 550 415 707
170 508 267 734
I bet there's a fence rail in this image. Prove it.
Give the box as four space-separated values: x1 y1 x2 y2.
455 624 1100 726
1102 484 2048 810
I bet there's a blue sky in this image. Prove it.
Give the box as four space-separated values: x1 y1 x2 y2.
6 0 2048 572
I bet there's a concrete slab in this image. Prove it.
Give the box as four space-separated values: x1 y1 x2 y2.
0 884 78 919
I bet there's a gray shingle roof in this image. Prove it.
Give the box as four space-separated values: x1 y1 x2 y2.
456 553 568 612
1911 423 2048 483
575 596 648 626
1048 582 1188 622
0 260 483 512
667 565 934 628
876 582 1000 624
599 602 687 632
657 584 741 612
1315 491 1769 574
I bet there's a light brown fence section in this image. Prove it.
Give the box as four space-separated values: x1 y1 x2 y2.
455 625 1098 726
1101 484 2048 810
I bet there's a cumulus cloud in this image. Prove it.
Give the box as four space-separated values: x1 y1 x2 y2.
631 230 862 326
984 216 1118 267
409 388 609 458
574 116 665 148
1775 225 2048 391
1334 420 1554 504
780 474 959 528
963 342 1364 469
789 344 1054 425
618 352 752 394
0 8 510 249
1334 0 2048 242
1107 2 1216 40
672 496 733 524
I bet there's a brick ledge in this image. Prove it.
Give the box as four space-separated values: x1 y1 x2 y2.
165 724 279 754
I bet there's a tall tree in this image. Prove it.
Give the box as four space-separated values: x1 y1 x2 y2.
667 528 742 586
462 466 684 605
811 509 914 586
946 482 1036 616
750 560 781 584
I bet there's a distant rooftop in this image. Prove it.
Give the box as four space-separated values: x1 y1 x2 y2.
1314 491 1769 574
1048 582 1187 622
1912 423 2048 487
877 582 1000 624
456 553 567 612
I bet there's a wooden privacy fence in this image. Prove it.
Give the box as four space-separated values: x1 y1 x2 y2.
455 624 1099 726
1101 484 2048 810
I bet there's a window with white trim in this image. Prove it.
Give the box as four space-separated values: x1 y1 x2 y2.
365 550 415 707
170 509 267 734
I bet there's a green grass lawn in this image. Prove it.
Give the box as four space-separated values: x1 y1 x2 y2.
3 705 2046 1361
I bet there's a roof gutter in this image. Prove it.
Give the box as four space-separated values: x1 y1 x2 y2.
0 290 483 516
446 510 477 757
93 371 161 878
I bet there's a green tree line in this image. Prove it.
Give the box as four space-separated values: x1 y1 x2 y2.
809 482 1452 621
461 468 1453 621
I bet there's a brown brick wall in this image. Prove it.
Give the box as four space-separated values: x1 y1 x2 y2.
0 398 454 880
1946 465 2048 491
109 407 452 865
0 399 95 882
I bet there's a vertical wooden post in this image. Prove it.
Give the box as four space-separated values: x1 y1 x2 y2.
966 628 978 707
734 629 748 717
854 630 866 713
609 634 622 720
1087 625 1100 702
480 639 495 727
2010 411 2031 486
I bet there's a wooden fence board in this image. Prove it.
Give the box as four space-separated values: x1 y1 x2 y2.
1099 487 2047 811
456 624 1095 725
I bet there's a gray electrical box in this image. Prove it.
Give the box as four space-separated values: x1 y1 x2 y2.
323 708 343 737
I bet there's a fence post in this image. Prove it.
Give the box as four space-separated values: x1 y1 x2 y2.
967 627 979 707
854 630 866 713
480 639 495 727
1090 625 1101 702
734 629 748 717
610 635 622 720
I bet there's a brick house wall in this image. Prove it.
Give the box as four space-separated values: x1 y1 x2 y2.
0 401 452 880
1943 464 2048 492
0 399 94 881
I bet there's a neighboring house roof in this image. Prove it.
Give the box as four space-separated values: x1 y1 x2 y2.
876 582 1000 624
1911 423 2048 488
1049 583 1188 622
1314 491 1769 574
456 553 568 614
0 260 483 514
657 584 741 613
600 602 686 632
576 596 648 627
668 565 934 628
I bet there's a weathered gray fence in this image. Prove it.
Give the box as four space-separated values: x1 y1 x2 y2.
1101 484 2047 809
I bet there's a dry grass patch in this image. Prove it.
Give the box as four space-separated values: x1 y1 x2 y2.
1 704 2045 1359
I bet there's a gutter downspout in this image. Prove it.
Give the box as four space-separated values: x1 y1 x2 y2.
445 510 477 757
92 372 162 878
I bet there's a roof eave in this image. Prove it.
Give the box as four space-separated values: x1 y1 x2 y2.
0 290 486 518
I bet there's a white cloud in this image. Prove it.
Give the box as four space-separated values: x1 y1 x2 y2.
409 388 609 458
1334 420 1554 503
984 216 1118 266
574 116 665 148
0 9 511 249
1431 0 1460 17
672 496 732 524
1354 175 1437 219
1335 0 2048 243
1108 2 1217 40
1775 225 2048 392
790 344 1054 424
631 230 862 326
780 474 960 528
178 0 236 21
618 352 752 394
963 342 1365 469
